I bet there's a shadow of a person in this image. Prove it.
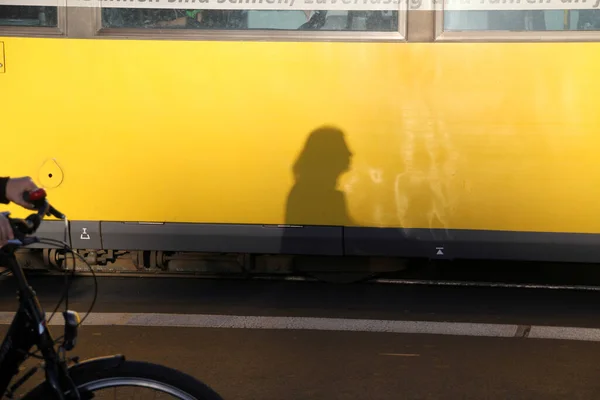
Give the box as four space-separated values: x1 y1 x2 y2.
280 126 353 255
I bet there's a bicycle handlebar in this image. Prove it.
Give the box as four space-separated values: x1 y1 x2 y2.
2 188 66 247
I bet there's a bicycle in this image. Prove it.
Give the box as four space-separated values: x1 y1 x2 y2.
0 188 225 399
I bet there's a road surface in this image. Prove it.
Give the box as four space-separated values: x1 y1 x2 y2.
0 275 599 399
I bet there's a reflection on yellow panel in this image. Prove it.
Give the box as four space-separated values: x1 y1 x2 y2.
1 37 600 234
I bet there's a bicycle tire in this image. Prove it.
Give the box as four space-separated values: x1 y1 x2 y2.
21 355 224 400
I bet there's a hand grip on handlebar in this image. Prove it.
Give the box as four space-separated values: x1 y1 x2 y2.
23 188 47 203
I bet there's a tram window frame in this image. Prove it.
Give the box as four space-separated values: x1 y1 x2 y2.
91 6 408 42
0 5 66 37
433 9 600 41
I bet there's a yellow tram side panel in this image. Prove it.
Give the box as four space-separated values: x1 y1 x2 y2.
1 37 600 234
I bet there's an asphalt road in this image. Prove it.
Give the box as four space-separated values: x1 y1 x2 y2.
1 275 600 399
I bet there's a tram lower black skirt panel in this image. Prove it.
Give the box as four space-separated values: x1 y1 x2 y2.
344 227 600 263
34 221 600 263
27 220 69 249
99 222 343 256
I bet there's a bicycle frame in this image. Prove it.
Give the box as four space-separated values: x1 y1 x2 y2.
0 241 78 399
0 188 216 400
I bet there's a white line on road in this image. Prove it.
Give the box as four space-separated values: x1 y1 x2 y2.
528 326 600 342
0 312 596 342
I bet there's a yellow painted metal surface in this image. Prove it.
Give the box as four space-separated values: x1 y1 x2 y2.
1 37 599 233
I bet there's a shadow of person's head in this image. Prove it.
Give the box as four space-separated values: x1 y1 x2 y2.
292 126 352 187
284 126 353 227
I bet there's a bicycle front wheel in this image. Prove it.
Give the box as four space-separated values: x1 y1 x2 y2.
22 356 224 400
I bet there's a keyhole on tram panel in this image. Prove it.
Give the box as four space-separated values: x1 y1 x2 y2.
39 159 64 189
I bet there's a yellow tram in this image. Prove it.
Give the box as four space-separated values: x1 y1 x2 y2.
1 2 600 277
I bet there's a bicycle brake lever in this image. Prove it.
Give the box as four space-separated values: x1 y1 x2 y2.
48 205 65 220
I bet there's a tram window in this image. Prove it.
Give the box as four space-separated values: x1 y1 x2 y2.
100 8 399 32
0 6 57 27
443 10 600 31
